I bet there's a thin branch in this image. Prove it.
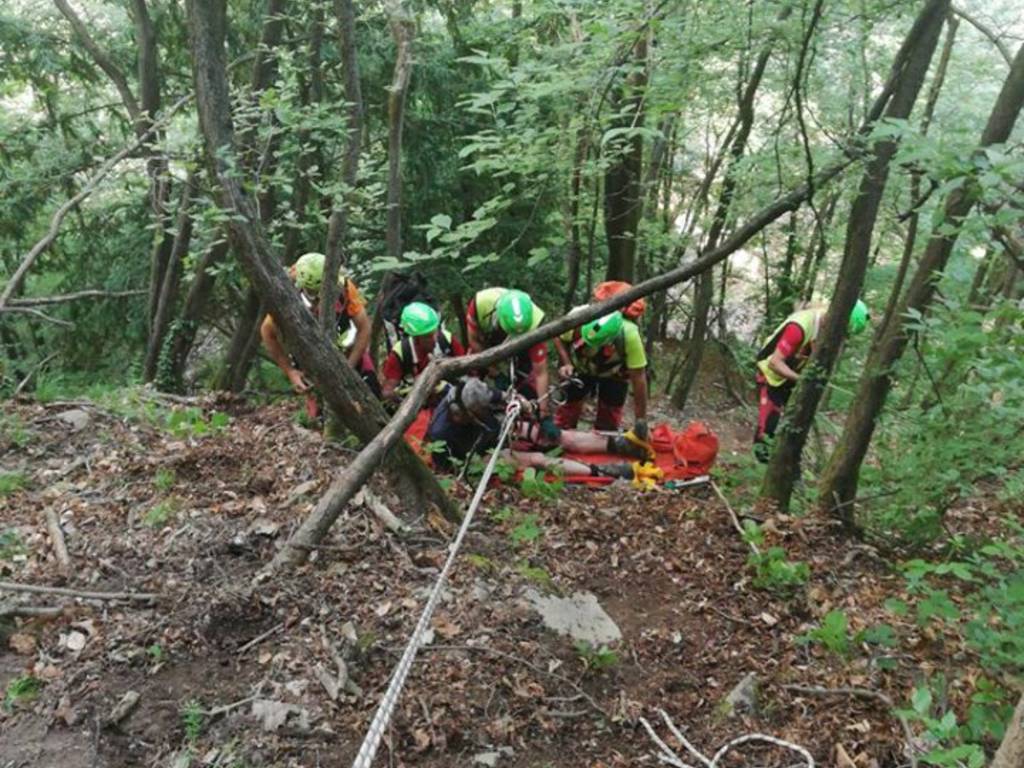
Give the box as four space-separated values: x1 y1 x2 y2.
783 684 918 768
53 0 142 123
0 93 192 312
0 307 75 327
952 6 1014 66
13 353 58 397
9 289 146 307
710 481 758 555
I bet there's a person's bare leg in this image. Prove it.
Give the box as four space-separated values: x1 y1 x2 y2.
502 449 592 476
558 429 607 453
559 428 650 460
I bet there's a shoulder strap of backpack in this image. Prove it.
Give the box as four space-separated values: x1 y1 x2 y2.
438 330 453 356
399 336 415 378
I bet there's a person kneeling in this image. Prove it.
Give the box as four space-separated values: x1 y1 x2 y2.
380 302 464 409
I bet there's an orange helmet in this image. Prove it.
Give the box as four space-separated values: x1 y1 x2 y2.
594 281 645 320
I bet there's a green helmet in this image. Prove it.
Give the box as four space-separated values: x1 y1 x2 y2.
400 302 439 337
848 299 870 335
496 289 535 335
292 252 326 293
581 311 624 348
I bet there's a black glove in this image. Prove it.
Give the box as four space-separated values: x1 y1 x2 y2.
540 416 562 442
633 419 649 442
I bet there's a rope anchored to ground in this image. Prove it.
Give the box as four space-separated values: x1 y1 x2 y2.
349 398 522 768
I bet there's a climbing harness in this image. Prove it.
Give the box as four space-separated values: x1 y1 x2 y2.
350 398 523 768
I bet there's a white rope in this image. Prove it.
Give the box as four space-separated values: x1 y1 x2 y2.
640 708 814 768
350 399 522 768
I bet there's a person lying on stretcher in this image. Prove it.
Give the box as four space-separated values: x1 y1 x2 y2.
424 377 651 479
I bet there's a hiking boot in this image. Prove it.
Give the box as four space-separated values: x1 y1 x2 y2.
590 462 634 480
607 434 652 461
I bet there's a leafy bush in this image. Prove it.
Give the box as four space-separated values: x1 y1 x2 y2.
509 513 543 545
0 471 28 495
181 698 205 745
520 467 563 500
859 297 1024 548
144 498 180 527
575 641 619 673
0 529 26 560
744 522 810 592
4 675 41 711
797 610 851 657
165 408 230 438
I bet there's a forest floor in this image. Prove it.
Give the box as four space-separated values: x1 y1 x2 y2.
0 362 1014 768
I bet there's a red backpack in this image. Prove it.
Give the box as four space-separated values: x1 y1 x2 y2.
652 421 718 479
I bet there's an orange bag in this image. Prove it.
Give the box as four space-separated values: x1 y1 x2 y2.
594 281 645 320
672 421 718 476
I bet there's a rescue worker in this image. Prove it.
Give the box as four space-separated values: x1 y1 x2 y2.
380 302 465 404
260 252 381 407
465 287 557 443
425 377 648 477
753 299 870 462
553 310 649 442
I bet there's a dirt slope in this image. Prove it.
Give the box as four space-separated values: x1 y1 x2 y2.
0 393 955 767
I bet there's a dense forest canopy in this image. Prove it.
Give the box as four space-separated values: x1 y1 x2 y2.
1 0 1023 764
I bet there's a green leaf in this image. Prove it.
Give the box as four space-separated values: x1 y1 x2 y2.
884 598 909 616
430 213 452 230
912 685 933 716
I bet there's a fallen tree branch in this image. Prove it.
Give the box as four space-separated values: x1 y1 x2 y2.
782 683 918 768
0 581 158 603
641 707 814 768
355 488 410 534
9 289 145 307
0 604 65 619
237 622 283 654
44 509 72 575
710 480 758 555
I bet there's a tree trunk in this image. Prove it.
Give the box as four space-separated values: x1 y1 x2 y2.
878 16 958 343
323 0 363 333
214 0 288 390
563 125 588 312
384 3 414 262
991 693 1024 768
761 0 950 513
186 0 453 526
129 0 174 332
603 35 647 283
670 269 712 410
793 193 838 305
215 289 263 391
162 241 230 391
144 174 195 382
818 41 1024 519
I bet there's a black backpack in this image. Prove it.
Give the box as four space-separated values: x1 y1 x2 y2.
380 272 437 323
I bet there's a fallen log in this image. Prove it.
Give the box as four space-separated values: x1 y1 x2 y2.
0 582 158 603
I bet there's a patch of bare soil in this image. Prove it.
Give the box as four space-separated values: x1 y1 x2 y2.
0 392 999 767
